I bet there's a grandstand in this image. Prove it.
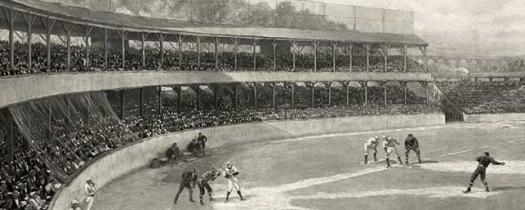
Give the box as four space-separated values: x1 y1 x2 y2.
0 0 524 210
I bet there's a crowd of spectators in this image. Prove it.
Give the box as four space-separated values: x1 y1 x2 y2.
437 80 525 114
1 40 427 76
0 135 62 210
0 69 436 210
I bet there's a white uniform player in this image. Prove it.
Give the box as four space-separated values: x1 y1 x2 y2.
84 178 96 210
382 136 403 168
363 136 379 164
223 162 245 202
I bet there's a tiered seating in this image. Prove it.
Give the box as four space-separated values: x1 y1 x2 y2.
437 81 525 114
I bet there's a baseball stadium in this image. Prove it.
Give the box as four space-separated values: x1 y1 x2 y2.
0 0 524 210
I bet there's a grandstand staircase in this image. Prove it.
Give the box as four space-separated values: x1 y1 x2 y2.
433 84 465 122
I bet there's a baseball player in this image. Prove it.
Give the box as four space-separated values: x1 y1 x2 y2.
83 178 96 210
173 168 198 204
197 168 221 205
404 134 421 164
382 136 403 168
463 152 505 193
363 136 380 164
223 162 245 202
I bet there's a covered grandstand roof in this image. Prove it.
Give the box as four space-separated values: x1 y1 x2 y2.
2 0 428 45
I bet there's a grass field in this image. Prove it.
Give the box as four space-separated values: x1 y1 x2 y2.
94 121 525 210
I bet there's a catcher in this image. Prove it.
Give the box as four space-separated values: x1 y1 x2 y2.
404 134 421 164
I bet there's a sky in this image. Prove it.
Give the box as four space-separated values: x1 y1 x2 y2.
321 0 525 57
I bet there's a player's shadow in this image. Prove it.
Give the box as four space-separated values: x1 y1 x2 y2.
492 186 525 191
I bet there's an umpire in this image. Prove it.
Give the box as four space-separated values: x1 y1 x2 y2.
404 134 421 164
174 168 199 204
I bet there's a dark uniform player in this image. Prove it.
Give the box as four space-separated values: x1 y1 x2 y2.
197 168 221 205
463 152 505 193
404 134 421 164
174 168 198 204
197 133 208 155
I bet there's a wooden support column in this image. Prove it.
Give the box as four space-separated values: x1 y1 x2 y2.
403 44 408 72
271 83 276 110
120 90 126 119
23 14 36 72
40 17 55 71
196 85 201 110
253 83 258 109
119 30 128 70
310 82 315 107
516 81 520 112
84 27 93 71
348 43 353 72
420 46 428 72
61 23 74 71
214 37 219 71
383 44 388 72
290 41 298 71
344 81 350 106
233 84 238 109
103 29 108 70
139 88 144 117
313 41 319 72
424 82 430 105
290 83 295 108
4 8 16 72
272 40 277 71
158 86 162 114
363 81 368 106
176 86 182 113
327 82 332 106
365 44 370 72
332 42 337 72
252 39 257 71
178 35 183 70
141 32 147 69
401 81 408 105
233 38 239 71
383 81 388 106
196 36 201 69
158 33 164 70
